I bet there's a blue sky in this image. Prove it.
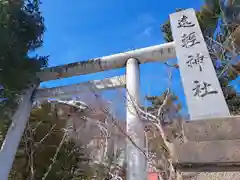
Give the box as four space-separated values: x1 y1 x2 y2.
38 0 205 116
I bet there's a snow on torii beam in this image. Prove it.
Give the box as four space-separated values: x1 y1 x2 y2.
37 42 176 82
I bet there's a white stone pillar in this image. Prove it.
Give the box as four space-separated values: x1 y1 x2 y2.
0 87 35 180
126 58 147 180
170 9 230 120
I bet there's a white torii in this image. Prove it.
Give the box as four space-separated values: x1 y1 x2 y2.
0 9 230 180
0 42 175 180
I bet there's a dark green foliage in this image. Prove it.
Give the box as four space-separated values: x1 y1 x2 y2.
0 0 48 150
0 0 48 115
146 91 181 122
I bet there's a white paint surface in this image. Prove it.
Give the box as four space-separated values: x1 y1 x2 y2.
34 75 126 101
126 58 147 180
0 88 34 180
37 42 175 82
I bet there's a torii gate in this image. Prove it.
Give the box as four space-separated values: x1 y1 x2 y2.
0 9 234 180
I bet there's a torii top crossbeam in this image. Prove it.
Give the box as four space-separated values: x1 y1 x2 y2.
37 42 175 82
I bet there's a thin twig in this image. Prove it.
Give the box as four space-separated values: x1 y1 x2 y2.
35 124 56 147
41 133 67 180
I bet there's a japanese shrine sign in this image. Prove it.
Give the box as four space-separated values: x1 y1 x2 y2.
170 9 230 120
